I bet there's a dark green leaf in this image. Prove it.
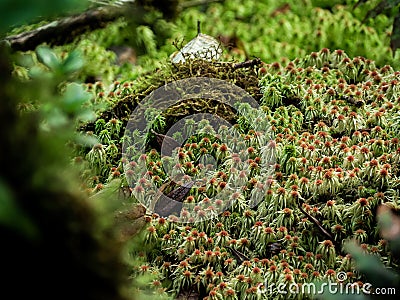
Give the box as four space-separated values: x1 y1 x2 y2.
76 109 96 122
61 50 84 74
62 83 92 113
74 132 99 147
44 106 68 129
36 46 60 70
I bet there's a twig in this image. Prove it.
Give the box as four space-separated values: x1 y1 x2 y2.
340 95 364 107
233 58 262 69
150 128 181 155
153 180 195 217
180 0 223 9
227 246 250 264
297 197 340 249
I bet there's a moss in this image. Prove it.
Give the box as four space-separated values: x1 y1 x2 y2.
77 48 400 298
7 1 400 298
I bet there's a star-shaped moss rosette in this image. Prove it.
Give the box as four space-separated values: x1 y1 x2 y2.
76 49 400 299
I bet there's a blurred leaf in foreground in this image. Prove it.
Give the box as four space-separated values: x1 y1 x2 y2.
0 179 38 238
344 240 398 288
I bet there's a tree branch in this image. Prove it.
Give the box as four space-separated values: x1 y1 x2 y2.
3 0 225 52
4 6 124 51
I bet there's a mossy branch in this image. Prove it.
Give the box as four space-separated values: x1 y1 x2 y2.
3 0 224 52
4 6 127 51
